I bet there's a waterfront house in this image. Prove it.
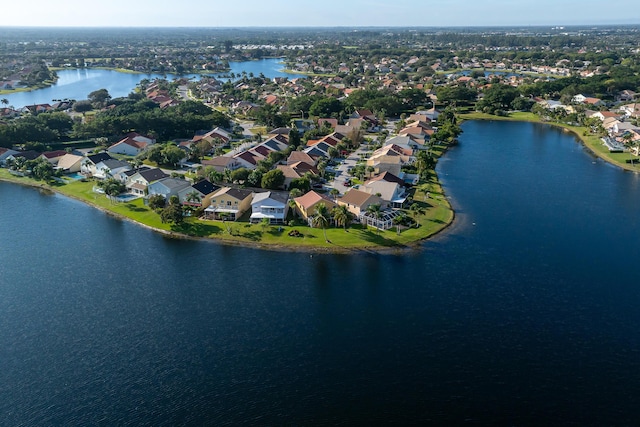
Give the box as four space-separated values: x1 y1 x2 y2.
178 179 219 207
249 191 289 224
204 187 253 221
147 177 192 200
93 159 131 180
125 168 169 195
337 189 386 217
81 152 113 176
361 180 407 208
0 147 19 166
293 190 337 222
39 150 68 164
55 154 84 173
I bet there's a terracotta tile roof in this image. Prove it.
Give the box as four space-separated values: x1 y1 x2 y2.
294 190 335 210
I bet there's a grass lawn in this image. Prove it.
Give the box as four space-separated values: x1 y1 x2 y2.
249 126 268 135
0 170 454 252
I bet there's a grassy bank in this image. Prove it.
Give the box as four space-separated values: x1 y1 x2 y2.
0 79 57 95
0 169 454 253
460 111 640 173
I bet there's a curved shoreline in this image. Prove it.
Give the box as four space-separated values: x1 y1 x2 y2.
0 173 455 254
461 112 640 173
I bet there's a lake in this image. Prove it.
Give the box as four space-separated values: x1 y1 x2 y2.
2 58 306 109
1 121 639 425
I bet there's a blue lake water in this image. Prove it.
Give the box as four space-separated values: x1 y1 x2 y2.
1 121 639 425
2 58 305 109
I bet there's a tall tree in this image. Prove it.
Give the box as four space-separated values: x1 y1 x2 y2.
312 202 331 242
332 204 354 231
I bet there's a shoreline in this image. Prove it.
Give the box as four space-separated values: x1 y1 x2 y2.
460 112 640 173
0 171 455 254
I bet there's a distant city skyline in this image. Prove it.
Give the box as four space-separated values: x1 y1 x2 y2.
1 0 639 28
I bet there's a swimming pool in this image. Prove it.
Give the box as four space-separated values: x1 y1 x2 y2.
65 172 86 180
115 194 140 202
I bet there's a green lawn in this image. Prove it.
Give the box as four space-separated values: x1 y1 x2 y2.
0 170 454 251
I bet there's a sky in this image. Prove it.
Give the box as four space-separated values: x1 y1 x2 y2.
1 0 638 28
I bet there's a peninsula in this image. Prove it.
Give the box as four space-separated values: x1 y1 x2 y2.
2 26 640 253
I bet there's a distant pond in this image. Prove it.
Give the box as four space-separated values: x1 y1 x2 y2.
2 58 306 109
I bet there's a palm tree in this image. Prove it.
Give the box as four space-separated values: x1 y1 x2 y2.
365 203 382 234
332 204 354 231
208 169 223 184
186 190 201 206
1 98 8 107
393 213 407 235
312 202 331 242
329 188 339 202
366 165 375 178
409 203 426 228
260 217 270 233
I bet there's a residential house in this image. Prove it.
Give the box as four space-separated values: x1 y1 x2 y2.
385 135 422 151
592 111 624 122
287 151 317 167
337 189 386 217
234 151 262 169
21 104 52 114
267 127 293 138
81 152 113 176
0 147 18 166
201 156 243 173
93 159 132 180
125 167 169 195
573 94 603 106
293 190 337 221
108 136 150 156
365 171 407 187
277 161 319 189
366 147 411 177
617 90 637 103
204 187 253 221
620 103 640 119
398 126 433 145
55 153 84 173
249 191 289 224
361 180 407 208
192 127 231 145
178 179 219 207
7 150 41 162
39 150 68 164
147 177 192 200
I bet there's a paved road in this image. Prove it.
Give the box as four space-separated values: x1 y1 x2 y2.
177 85 190 101
327 144 371 194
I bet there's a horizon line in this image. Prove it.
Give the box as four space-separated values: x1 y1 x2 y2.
1 23 640 29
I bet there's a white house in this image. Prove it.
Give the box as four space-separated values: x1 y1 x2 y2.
93 159 132 180
108 137 150 156
81 152 113 176
125 168 169 195
249 191 289 224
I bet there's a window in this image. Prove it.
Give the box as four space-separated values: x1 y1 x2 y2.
227 201 231 206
